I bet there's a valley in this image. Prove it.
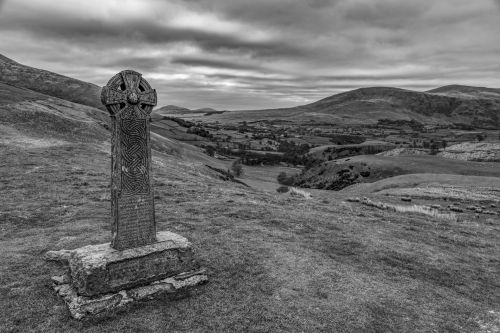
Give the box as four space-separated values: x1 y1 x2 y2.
1 53 499 332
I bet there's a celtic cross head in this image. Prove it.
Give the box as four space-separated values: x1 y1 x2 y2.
101 70 157 116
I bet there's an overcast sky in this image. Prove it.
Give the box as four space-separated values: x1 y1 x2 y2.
0 0 499 110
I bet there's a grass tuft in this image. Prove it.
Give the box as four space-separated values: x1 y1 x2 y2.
359 197 457 221
289 187 312 199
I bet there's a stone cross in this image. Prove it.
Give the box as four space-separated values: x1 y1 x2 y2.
101 70 158 250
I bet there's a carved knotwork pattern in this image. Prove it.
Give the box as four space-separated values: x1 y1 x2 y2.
101 87 127 106
120 118 149 195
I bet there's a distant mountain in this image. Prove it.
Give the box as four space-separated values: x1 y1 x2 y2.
0 53 103 110
427 85 500 100
207 86 500 129
194 107 217 112
156 105 191 114
154 105 219 117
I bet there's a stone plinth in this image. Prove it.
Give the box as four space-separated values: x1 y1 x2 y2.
52 269 208 320
69 231 196 297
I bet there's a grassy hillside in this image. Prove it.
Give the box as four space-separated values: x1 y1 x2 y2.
428 85 500 100
150 119 210 145
308 141 396 162
342 173 500 195
293 154 500 190
154 105 191 115
154 105 222 118
439 142 500 162
0 54 103 110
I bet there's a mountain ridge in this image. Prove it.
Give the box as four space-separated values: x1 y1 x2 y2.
426 84 500 100
155 105 219 115
203 85 500 129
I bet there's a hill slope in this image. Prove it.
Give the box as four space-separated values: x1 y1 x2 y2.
0 54 103 110
154 105 220 117
293 154 500 190
155 105 191 115
0 81 220 168
202 86 500 129
427 85 500 100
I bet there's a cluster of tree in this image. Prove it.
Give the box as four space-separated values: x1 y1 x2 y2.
210 146 308 166
277 140 310 154
277 172 296 186
230 159 244 177
453 123 476 130
421 139 447 155
327 134 366 145
204 145 216 157
377 119 424 131
187 126 213 138
163 116 195 128
321 144 394 161
277 141 311 165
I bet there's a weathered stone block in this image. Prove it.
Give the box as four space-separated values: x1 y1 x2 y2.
68 231 197 296
53 269 208 320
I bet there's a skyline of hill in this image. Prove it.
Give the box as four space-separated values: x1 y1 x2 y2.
426 84 500 100
1 53 499 129
199 86 500 129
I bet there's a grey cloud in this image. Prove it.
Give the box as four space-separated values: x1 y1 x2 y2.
0 11 305 59
183 0 336 32
343 1 429 29
170 56 261 71
101 56 167 72
204 70 459 85
306 0 339 9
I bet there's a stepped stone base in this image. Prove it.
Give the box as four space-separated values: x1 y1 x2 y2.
52 269 207 320
46 231 207 319
68 231 196 296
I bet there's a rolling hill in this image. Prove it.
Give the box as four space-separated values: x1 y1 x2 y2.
155 104 192 115
154 105 221 118
427 85 500 100
292 154 500 191
200 86 500 129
